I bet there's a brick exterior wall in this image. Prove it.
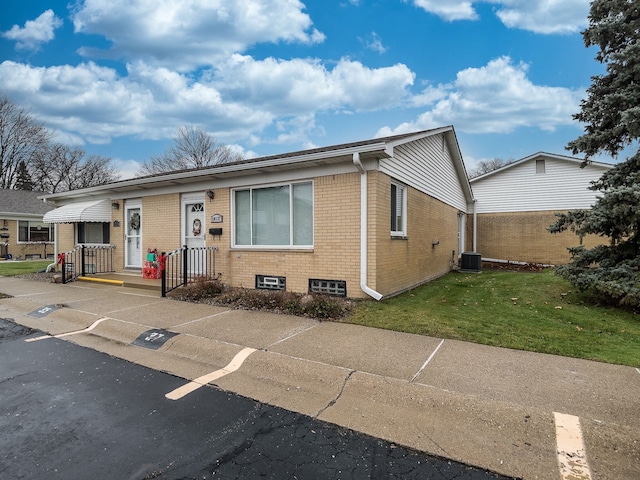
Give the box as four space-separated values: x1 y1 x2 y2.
110 201 125 269
47 171 463 298
474 211 607 265
217 173 362 296
0 219 54 259
372 172 459 296
140 194 181 255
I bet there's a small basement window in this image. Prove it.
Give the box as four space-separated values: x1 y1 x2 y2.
536 159 546 174
255 275 286 291
309 279 347 297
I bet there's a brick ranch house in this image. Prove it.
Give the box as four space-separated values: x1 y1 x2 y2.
0 189 54 260
469 152 613 265
42 127 475 299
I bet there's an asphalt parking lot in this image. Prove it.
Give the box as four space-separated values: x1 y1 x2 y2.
1 318 511 479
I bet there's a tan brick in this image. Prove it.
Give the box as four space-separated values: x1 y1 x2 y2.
473 211 606 265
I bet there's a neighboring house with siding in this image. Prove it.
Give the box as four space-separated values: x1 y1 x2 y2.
0 189 55 260
42 126 474 299
470 152 613 265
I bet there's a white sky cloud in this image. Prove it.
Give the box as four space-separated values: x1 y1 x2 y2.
0 1 593 162
71 0 325 70
2 9 63 50
409 0 589 34
378 56 584 136
362 32 388 54
411 1 478 21
494 0 589 34
1 51 580 148
0 55 414 145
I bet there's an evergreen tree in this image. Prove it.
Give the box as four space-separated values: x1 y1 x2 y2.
14 160 33 190
550 0 640 308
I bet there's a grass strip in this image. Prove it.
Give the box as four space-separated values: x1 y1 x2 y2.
346 269 640 366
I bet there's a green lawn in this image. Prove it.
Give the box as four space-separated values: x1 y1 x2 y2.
346 269 640 367
0 260 52 276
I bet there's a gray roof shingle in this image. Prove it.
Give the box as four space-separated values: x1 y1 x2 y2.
0 189 55 215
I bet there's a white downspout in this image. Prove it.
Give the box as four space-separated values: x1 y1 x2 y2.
353 152 383 301
473 199 478 252
46 223 58 272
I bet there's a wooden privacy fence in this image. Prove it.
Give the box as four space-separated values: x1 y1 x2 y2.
160 245 218 297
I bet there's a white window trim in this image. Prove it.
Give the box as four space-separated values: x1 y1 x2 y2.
391 181 408 238
17 220 53 244
232 180 314 249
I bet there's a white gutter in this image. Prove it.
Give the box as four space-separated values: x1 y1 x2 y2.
353 152 383 301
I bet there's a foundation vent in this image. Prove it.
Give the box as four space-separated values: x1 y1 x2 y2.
255 275 286 291
309 279 347 297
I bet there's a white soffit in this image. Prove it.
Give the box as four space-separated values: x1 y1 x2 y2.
43 199 111 224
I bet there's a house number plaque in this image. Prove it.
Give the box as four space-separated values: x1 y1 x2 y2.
211 214 223 223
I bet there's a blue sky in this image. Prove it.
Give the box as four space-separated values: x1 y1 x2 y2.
0 1 606 179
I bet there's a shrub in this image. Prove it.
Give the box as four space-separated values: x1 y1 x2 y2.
300 294 349 319
181 276 224 301
176 280 351 319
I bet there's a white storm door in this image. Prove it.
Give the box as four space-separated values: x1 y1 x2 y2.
125 200 142 268
182 194 206 274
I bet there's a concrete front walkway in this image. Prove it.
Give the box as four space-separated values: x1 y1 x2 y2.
1 276 638 479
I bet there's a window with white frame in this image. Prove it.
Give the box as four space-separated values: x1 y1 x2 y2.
18 221 53 243
77 222 110 244
390 181 407 236
234 182 313 247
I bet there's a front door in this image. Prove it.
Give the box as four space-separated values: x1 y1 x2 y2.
125 201 142 268
182 195 206 274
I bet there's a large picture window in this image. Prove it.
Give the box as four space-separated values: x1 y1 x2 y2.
77 222 110 244
18 221 53 243
391 181 407 236
234 182 313 247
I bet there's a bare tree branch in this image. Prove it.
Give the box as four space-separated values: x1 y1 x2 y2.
468 158 514 178
30 144 120 193
136 125 244 176
0 95 50 189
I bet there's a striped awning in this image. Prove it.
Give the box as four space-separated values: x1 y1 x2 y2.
43 199 111 224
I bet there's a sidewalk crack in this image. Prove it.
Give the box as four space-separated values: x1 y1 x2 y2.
315 369 355 418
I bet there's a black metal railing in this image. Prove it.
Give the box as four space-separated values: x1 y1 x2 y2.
161 245 218 297
60 244 116 284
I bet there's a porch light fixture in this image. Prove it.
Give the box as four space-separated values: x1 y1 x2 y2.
111 202 120 210
206 189 215 201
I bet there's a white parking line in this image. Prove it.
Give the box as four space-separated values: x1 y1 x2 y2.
25 317 110 342
172 309 232 328
166 347 257 400
410 339 445 383
554 412 592 480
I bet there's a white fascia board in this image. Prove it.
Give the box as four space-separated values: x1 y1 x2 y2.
41 143 390 202
0 213 47 221
470 152 614 184
383 126 454 157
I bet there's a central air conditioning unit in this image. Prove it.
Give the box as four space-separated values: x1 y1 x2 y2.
460 252 482 272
